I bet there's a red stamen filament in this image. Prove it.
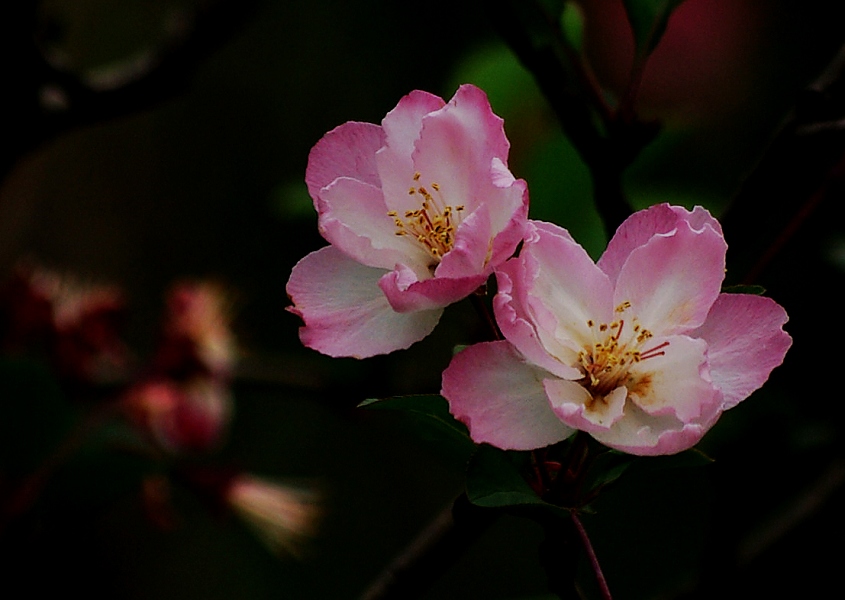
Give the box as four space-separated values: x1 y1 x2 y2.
639 340 670 361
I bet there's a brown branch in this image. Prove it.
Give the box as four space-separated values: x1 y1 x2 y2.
571 511 613 600
358 494 498 600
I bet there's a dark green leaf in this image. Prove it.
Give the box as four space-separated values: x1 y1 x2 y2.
560 2 585 53
580 448 712 509
576 449 713 599
359 395 475 456
722 284 767 295
622 0 687 56
580 450 637 498
466 445 548 509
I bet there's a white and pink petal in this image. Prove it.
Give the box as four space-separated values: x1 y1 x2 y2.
598 204 725 286
381 90 446 160
286 247 442 358
316 177 424 270
374 91 447 213
494 265 583 381
672 204 723 236
545 379 628 432
442 341 575 450
597 203 682 285
626 335 720 422
520 221 615 349
691 293 792 409
484 178 530 267
411 86 511 216
305 122 385 199
613 219 726 337
378 265 487 313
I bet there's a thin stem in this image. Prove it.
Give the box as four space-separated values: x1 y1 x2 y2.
570 511 613 600
485 0 649 239
722 41 845 283
358 494 498 600
741 141 845 284
617 52 648 125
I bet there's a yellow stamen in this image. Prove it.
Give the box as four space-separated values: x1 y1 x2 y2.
579 301 669 397
389 175 464 263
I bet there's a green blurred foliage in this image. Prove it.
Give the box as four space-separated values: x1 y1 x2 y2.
449 43 607 257
622 0 688 57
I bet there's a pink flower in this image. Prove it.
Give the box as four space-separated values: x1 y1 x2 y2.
122 280 237 454
286 84 529 358
442 204 792 456
3 265 132 384
155 281 237 378
124 377 232 453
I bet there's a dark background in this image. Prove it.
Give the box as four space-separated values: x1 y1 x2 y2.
1 0 844 598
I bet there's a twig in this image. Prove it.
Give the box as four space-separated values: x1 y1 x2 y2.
570 511 613 600
484 0 652 237
722 40 845 282
358 494 498 600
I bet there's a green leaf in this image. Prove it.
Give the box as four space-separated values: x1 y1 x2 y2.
622 0 688 57
271 179 315 220
466 445 548 509
722 284 767 295
359 395 475 456
580 450 637 498
560 2 585 53
452 344 469 356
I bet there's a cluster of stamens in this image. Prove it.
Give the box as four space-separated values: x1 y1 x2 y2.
388 172 464 263
577 301 670 397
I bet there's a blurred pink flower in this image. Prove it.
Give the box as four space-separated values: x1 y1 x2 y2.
226 475 320 558
443 204 792 456
287 84 529 358
155 281 237 378
124 281 237 454
125 377 232 453
0 265 131 384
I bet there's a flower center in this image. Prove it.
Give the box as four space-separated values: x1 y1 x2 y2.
578 301 669 398
388 172 464 262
